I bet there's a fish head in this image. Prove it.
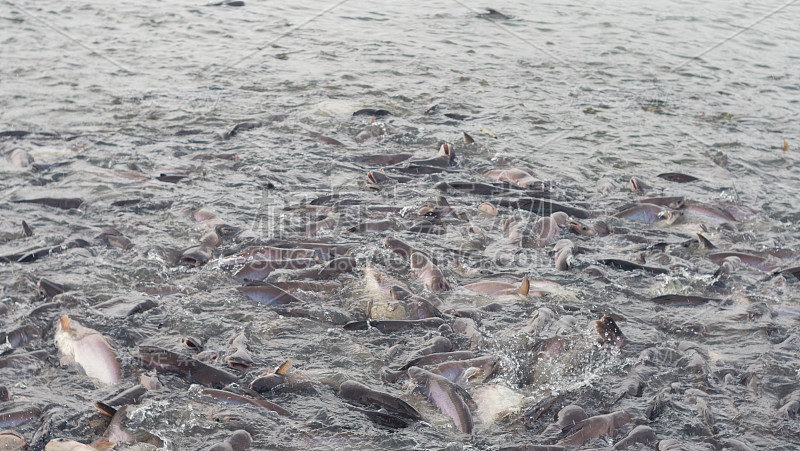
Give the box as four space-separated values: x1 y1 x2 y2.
569 220 596 236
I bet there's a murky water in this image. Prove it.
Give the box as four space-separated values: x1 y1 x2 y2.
1 0 799 449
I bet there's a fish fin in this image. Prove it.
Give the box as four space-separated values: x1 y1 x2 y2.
561 418 587 435
59 315 71 331
95 401 117 417
697 233 715 249
518 275 530 296
275 359 292 375
451 383 477 410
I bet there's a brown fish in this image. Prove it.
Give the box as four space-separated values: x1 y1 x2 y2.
134 346 237 388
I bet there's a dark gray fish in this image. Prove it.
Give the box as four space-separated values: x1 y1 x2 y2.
308 131 345 147
134 346 238 388
21 220 32 237
558 411 633 446
651 295 721 306
355 153 411 166
478 8 511 19
97 228 134 250
658 172 699 183
37 278 67 298
339 380 421 420
353 108 391 117
233 258 317 281
222 121 263 140
613 425 656 449
497 198 593 219
191 152 238 160
0 350 48 370
0 325 40 350
156 174 187 183
2 239 90 264
343 318 445 333
408 366 473 434
346 405 411 429
103 385 148 407
235 284 302 306
207 1 245 6
597 259 669 275
0 386 8 402
14 198 82 209
201 388 291 417
94 296 157 317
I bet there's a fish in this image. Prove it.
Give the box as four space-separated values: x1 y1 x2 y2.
339 380 421 420
205 430 252 451
558 410 633 446
410 252 451 291
249 359 293 393
651 295 721 306
226 333 254 370
202 388 292 417
14 198 83 210
408 366 474 434
355 153 412 166
179 244 213 267
21 220 32 237
484 168 540 189
597 258 669 275
222 121 262 140
54 316 120 385
97 228 133 250
354 124 385 143
233 258 317 282
353 108 391 117
658 173 699 183
102 385 148 407
134 346 238 388
343 318 445 333
497 198 593 219
463 275 531 297
0 430 25 450
614 203 680 224
430 356 499 385
595 315 626 347
388 285 443 319
612 425 656 449
0 407 41 428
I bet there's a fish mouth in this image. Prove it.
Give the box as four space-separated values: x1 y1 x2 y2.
180 256 204 266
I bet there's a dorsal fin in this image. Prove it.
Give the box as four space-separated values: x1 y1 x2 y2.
518 275 530 296
59 315 71 331
275 359 292 375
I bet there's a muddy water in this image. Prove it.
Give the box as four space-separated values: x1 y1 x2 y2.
1 0 799 449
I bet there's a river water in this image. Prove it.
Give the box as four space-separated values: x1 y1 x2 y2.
1 0 799 449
